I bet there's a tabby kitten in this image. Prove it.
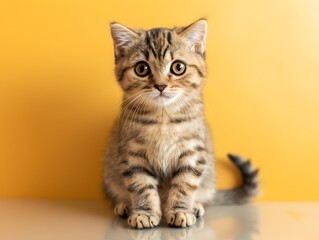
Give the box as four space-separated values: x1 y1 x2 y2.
104 19 259 229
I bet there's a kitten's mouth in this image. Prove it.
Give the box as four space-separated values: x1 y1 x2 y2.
151 91 180 105
156 93 170 99
153 91 171 99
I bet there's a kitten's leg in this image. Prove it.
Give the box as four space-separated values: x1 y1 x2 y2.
114 202 129 218
165 152 207 227
193 203 205 218
122 164 161 229
103 166 130 218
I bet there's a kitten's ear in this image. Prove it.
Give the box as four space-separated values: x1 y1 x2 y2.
178 19 207 55
110 22 139 56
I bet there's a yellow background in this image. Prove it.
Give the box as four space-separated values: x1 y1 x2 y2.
1 0 319 201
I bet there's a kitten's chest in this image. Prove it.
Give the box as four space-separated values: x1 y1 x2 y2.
144 125 182 175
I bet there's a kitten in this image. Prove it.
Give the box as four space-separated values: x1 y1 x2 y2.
103 19 259 229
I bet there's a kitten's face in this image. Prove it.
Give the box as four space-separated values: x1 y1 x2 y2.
110 20 207 108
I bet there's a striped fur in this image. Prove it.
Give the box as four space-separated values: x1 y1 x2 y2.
104 19 259 229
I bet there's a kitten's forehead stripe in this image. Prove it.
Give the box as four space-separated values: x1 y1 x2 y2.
167 31 172 45
162 46 169 60
145 32 151 45
170 50 174 61
145 28 172 60
145 32 157 59
151 28 161 39
142 49 150 61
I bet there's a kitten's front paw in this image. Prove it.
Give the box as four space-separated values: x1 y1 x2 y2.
166 211 196 228
128 212 161 229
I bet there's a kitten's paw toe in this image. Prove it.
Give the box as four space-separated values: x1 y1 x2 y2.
128 212 160 229
167 212 196 228
194 203 205 218
114 203 128 218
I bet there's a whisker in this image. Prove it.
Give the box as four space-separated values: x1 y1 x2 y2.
111 93 144 111
120 93 146 133
119 93 143 121
178 96 197 122
127 95 148 137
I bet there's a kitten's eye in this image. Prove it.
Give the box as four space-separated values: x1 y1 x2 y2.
134 61 150 77
170 61 187 76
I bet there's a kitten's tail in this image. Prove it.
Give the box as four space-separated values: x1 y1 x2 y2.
212 154 260 205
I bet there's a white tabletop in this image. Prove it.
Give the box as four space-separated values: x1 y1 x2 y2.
0 199 318 240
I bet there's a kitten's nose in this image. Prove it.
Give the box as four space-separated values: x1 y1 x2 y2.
154 84 167 92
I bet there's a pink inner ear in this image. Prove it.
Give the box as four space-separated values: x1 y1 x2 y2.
110 23 138 53
179 20 207 54
194 42 205 55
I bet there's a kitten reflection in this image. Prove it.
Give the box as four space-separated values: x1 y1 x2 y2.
105 205 259 240
127 217 208 240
